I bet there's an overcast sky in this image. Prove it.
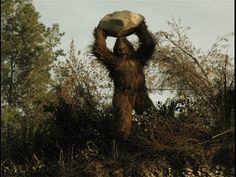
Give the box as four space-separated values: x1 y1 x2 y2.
33 0 234 55
32 0 234 102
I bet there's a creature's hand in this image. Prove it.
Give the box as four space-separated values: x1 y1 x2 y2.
95 27 107 38
136 21 148 34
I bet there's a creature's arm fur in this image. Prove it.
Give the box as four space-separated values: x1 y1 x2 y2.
135 21 155 66
92 27 116 70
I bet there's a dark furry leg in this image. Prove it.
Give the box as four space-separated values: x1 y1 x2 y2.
113 92 133 138
134 91 157 115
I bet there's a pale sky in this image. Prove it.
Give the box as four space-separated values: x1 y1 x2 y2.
33 0 234 103
33 0 234 54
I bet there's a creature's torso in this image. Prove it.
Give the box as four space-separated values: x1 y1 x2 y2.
111 58 145 91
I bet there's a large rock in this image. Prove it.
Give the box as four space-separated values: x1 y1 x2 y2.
98 10 145 37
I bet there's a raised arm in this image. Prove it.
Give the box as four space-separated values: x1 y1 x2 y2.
135 21 155 66
92 27 116 70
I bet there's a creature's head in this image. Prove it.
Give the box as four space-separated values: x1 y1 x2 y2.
113 36 135 59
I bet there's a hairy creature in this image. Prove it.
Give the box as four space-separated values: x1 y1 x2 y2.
92 21 156 138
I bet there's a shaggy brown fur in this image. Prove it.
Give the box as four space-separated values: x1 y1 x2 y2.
92 22 156 138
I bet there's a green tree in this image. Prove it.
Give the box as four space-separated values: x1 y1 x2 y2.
1 0 64 160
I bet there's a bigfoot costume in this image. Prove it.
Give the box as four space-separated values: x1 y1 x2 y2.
92 21 156 138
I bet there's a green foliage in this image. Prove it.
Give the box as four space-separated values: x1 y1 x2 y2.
1 0 64 160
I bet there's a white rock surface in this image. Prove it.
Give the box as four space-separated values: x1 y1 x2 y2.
98 10 145 37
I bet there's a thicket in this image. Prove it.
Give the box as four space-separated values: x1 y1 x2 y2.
1 1 234 177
